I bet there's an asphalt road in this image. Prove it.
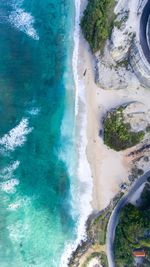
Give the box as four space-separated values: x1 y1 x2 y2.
140 0 150 64
106 170 150 267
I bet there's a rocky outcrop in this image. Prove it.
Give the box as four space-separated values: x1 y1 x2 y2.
96 0 150 90
123 102 150 132
103 102 150 151
95 45 140 90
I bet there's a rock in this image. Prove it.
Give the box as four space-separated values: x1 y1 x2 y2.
110 28 133 62
123 102 150 132
96 43 140 90
95 0 150 89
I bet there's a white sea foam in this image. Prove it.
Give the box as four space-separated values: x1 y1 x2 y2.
60 0 93 266
8 196 31 211
1 179 19 193
73 0 81 116
0 161 20 194
0 161 20 180
7 221 29 243
9 8 39 40
0 118 32 151
7 223 21 242
8 202 21 211
27 107 40 116
60 96 93 267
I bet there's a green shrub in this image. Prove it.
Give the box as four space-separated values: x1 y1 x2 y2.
103 108 145 151
81 0 115 52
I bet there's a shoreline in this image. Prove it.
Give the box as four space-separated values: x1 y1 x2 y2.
60 0 93 265
68 0 150 265
72 0 92 246
62 0 149 264
77 1 130 212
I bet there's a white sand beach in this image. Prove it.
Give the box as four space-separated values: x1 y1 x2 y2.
77 0 150 211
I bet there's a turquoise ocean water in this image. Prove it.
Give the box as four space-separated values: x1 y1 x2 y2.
0 0 79 266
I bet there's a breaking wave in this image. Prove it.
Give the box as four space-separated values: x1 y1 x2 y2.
0 118 32 151
1 179 19 193
9 8 39 40
26 107 40 116
0 161 20 180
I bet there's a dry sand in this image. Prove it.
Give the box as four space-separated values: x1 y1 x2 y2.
77 33 129 211
77 0 150 212
76 0 150 215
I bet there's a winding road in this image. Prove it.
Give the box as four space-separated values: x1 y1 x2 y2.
106 170 150 267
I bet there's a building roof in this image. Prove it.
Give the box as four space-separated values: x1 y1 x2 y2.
133 250 146 257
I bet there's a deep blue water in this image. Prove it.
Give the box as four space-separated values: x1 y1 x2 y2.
0 0 77 266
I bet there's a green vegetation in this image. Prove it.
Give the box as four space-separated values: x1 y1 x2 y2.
114 11 129 29
91 210 111 245
103 107 145 151
113 20 122 30
131 166 144 180
140 183 150 210
146 125 150 133
114 186 150 267
99 252 108 267
69 208 111 267
115 58 129 68
81 0 115 52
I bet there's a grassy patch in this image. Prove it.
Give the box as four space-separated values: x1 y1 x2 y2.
68 208 111 267
90 210 111 245
81 0 116 52
103 107 145 151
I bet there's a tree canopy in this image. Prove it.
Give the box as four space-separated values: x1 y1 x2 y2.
81 0 115 52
